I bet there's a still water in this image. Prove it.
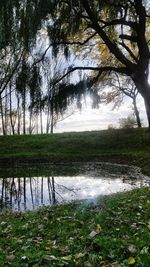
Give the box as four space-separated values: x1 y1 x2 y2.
0 166 150 212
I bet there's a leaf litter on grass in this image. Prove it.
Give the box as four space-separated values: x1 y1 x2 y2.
0 187 150 266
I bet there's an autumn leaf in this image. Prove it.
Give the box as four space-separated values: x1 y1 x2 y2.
128 244 137 253
75 252 85 259
21 245 29 251
96 224 102 233
59 245 70 253
0 221 7 226
21 256 28 261
42 255 58 262
99 261 109 267
128 256 136 265
46 240 57 250
61 255 72 261
147 221 150 229
6 255 15 262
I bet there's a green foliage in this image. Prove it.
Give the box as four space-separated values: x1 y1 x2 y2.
0 0 19 49
16 59 30 92
0 0 56 51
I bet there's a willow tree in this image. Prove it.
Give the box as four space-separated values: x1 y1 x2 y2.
43 0 149 129
0 0 150 128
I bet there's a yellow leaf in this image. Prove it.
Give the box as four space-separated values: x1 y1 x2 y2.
61 255 72 261
59 246 70 253
75 252 85 259
147 222 150 229
43 255 58 261
99 261 109 267
96 224 102 233
128 256 136 265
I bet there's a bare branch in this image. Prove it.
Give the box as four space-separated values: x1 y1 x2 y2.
1 87 15 100
53 66 129 85
33 44 51 65
99 18 137 31
119 34 138 42
118 42 138 63
80 0 135 71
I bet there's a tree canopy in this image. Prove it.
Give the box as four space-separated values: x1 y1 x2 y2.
0 0 150 131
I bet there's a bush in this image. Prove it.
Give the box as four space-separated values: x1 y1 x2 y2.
119 115 137 129
107 124 116 130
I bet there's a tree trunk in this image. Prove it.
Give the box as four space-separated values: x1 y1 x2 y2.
40 107 43 134
9 85 15 135
23 177 26 210
50 114 54 134
133 98 142 128
51 177 56 204
22 87 26 135
36 115 39 134
50 101 54 134
46 105 50 134
29 107 33 134
144 95 150 131
135 80 150 130
16 95 21 135
0 95 6 135
4 87 9 135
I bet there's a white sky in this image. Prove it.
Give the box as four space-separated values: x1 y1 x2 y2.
54 94 147 133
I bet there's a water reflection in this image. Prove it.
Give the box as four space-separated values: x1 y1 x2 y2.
0 176 149 212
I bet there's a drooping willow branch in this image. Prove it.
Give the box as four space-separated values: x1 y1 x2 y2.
33 32 97 65
52 66 129 86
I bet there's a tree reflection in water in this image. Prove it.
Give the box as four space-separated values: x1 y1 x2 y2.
0 177 63 212
0 175 149 212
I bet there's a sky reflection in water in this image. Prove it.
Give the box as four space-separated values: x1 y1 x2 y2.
0 175 149 212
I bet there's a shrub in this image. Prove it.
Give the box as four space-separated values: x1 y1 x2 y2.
119 115 137 129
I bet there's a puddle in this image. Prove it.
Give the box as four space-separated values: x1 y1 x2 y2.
0 163 150 212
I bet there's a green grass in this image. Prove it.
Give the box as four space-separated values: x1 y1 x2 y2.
0 187 150 266
0 128 150 175
0 129 150 266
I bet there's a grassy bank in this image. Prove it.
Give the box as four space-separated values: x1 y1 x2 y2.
0 128 150 175
0 187 150 266
0 129 150 266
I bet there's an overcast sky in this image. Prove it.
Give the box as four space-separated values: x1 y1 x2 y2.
54 94 147 133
